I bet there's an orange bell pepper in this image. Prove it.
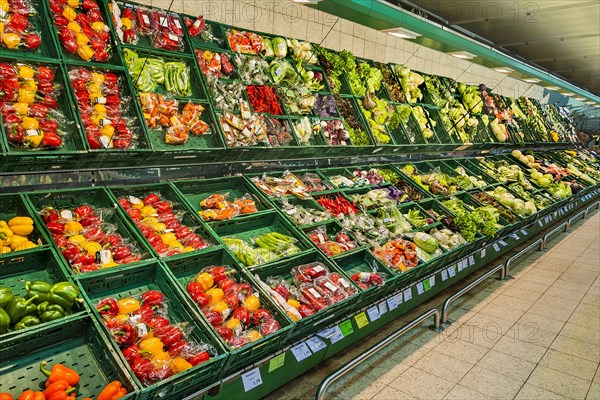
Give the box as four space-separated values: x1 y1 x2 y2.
18 390 45 400
43 379 76 400
97 380 127 400
40 361 81 386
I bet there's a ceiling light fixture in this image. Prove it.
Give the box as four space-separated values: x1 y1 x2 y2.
522 78 541 83
493 67 514 74
562 92 575 97
574 97 586 101
291 0 321 3
545 86 560 90
382 27 421 40
448 51 476 60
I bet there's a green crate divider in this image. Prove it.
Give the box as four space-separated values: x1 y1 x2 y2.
107 182 221 256
274 195 336 229
77 261 228 400
62 62 153 165
0 0 61 61
48 0 123 67
0 315 138 398
332 249 397 302
172 175 273 223
25 187 155 276
120 45 207 101
162 248 294 376
247 251 362 345
0 247 87 339
211 211 314 268
301 220 366 259
0 59 87 163
0 193 50 255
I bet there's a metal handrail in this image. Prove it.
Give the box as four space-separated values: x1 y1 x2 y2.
315 309 443 400
505 239 543 278
584 201 599 217
541 221 568 251
440 264 505 326
567 210 586 230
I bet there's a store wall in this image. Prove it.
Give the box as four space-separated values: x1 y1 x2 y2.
137 0 548 101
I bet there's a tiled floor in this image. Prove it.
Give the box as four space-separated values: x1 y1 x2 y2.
263 211 600 400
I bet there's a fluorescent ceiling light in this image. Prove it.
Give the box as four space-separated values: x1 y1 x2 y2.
291 0 320 3
562 92 575 97
448 51 475 60
493 67 514 74
585 101 595 105
545 86 560 90
522 78 541 83
383 27 421 40
574 97 586 101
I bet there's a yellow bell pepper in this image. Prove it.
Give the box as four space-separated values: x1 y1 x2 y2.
205 288 223 305
21 117 39 130
101 125 115 139
20 80 37 93
67 20 81 33
183 246 195 253
114 314 129 324
16 241 36 251
0 0 9 12
77 45 94 61
195 272 214 291
3 32 21 49
0 246 11 254
85 241 102 255
91 72 105 85
0 22 4 35
10 234 27 250
244 295 260 311
62 6 77 21
141 205 157 217
94 104 107 115
224 317 241 331
151 351 172 368
150 222 166 233
64 220 83 234
18 89 35 104
9 216 33 226
13 103 28 116
168 241 183 250
91 21 106 33
102 261 119 268
67 0 79 8
117 297 140 314
139 337 164 356
68 234 87 246
160 232 177 245
18 66 35 79
246 330 263 342
87 83 101 96
0 221 7 228
76 33 89 46
8 222 33 236
25 132 43 148
287 299 300 309
121 17 132 29
0 227 13 246
171 357 192 374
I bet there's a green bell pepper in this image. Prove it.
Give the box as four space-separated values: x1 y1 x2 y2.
0 307 10 334
40 309 65 322
26 280 52 305
14 315 41 330
6 295 38 325
47 282 81 309
37 301 65 315
0 286 14 308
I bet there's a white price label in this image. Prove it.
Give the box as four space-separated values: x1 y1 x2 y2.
429 276 435 287
174 18 182 29
416 282 425 295
403 288 412 301
480 247 487 258
448 266 456 278
329 325 344 343
457 260 464 272
378 301 388 316
510 233 519 240
520 229 528 236
25 129 39 137
60 210 73 220
128 196 141 205
367 306 380 322
387 293 402 310
498 239 508 247
316 327 335 339
241 368 262 392
306 336 327 353
469 255 475 266
291 342 312 362
142 14 150 25
441 269 448 281
159 16 167 27
493 243 500 252
136 323 148 337
99 249 112 265
538 220 543 227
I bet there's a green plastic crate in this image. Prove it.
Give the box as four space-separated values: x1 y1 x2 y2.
173 175 273 223
0 247 87 340
25 187 154 276
0 59 87 166
77 261 228 400
301 220 366 259
0 315 137 398
211 211 313 268
248 251 361 346
107 182 220 257
163 248 294 376
274 195 336 229
0 0 61 61
184 17 228 51
0 193 49 258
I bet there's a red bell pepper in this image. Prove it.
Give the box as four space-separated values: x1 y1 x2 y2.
96 297 119 317
47 221 65 235
188 351 210 366
154 325 183 347
23 34 42 50
141 290 163 306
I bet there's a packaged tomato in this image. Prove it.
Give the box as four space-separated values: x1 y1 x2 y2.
292 262 329 283
329 272 358 296
298 283 332 311
314 276 347 303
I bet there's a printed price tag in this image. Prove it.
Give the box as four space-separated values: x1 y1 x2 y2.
480 247 487 258
448 266 456 278
387 293 402 310
416 282 424 295
423 279 431 291
429 276 436 287
330 326 344 343
367 307 380 322
498 239 508 247
291 342 312 362
457 260 465 272
403 288 412 301
355 312 369 328
520 229 528 236
242 368 262 392
268 353 285 372
306 336 327 353
340 320 354 336
378 301 388 316
510 233 520 240
493 243 500 252
538 220 543 227
441 269 448 281
60 210 73 220
468 255 475 266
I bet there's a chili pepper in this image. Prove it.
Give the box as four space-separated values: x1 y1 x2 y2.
41 361 80 386
186 16 205 37
25 281 52 305
43 379 76 400
246 85 283 115
6 296 38 324
97 380 127 400
154 324 183 347
18 390 45 400
96 297 119 317
14 315 41 330
48 282 81 309
0 308 10 334
0 286 14 308
110 323 137 347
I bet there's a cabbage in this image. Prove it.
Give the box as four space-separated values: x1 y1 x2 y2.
414 232 439 254
263 38 274 57
271 37 288 57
